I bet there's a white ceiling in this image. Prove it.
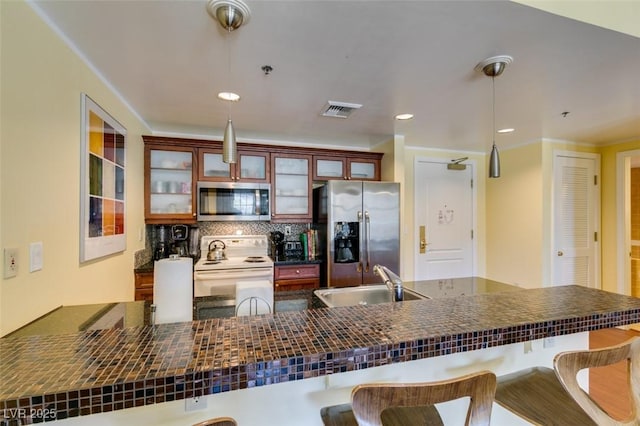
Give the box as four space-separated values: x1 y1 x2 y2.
30 0 640 153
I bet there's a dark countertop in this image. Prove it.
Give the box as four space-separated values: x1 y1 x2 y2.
5 290 320 338
2 282 640 423
135 258 322 273
274 259 323 266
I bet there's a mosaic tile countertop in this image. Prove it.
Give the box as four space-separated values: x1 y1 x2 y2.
2 284 640 424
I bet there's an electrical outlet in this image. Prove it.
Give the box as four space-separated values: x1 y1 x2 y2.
4 248 18 278
543 336 555 348
284 226 292 236
185 396 207 412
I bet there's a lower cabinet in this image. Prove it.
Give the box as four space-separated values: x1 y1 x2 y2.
274 264 320 292
134 271 154 302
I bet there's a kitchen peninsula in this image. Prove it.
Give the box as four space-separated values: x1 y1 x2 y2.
2 281 640 425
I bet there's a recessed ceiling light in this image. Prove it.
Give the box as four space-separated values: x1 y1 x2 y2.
217 92 240 102
395 113 414 120
497 128 515 133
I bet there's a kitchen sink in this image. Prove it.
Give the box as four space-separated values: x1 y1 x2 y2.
314 285 429 308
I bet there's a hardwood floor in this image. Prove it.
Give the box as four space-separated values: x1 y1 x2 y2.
588 328 640 420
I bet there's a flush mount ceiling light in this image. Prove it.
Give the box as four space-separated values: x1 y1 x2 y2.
395 113 414 120
207 0 251 163
476 55 513 178
217 92 240 102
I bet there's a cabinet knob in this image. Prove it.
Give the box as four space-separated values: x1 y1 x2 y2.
296 269 300 274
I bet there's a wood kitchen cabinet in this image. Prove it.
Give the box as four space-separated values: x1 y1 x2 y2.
144 137 197 224
313 153 382 181
274 263 320 292
134 271 154 302
198 147 270 182
271 153 313 223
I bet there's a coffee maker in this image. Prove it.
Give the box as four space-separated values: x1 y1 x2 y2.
270 231 285 261
170 225 189 256
154 225 169 260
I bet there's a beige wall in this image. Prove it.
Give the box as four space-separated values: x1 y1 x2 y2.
600 139 640 292
0 2 149 335
486 142 543 287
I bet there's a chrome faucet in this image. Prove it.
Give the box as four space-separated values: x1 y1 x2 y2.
373 264 404 302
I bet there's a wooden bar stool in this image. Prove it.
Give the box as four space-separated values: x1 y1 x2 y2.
320 370 497 426
495 337 640 426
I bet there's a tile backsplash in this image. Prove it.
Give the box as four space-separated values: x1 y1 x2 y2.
135 222 311 268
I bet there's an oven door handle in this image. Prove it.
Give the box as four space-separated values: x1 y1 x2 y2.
194 269 273 281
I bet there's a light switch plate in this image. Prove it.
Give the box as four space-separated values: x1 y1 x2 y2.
30 242 43 272
4 248 18 278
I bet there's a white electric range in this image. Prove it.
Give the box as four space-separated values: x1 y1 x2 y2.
193 235 274 297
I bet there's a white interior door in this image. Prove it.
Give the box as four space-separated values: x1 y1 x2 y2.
415 159 474 280
552 153 599 288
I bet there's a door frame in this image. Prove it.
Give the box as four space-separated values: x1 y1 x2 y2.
616 149 640 295
550 150 601 289
413 156 479 279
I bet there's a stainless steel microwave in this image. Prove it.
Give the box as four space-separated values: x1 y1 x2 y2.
197 182 270 221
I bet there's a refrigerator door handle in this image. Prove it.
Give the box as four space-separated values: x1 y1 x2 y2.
357 210 363 273
364 210 371 272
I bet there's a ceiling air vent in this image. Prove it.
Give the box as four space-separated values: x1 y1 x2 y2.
321 101 363 119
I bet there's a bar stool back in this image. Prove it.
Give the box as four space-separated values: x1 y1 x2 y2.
321 370 496 426
554 336 640 425
495 337 640 426
193 417 237 426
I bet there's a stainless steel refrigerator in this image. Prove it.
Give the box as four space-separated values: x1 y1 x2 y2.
314 180 400 287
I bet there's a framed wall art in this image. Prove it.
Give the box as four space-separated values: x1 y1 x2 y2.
80 94 127 262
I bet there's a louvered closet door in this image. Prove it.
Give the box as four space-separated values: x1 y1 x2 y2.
553 154 599 288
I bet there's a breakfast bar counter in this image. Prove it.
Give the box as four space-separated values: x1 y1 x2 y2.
2 282 640 424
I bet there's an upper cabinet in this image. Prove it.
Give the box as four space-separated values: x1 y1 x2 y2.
313 153 382 181
144 142 197 224
143 136 384 224
271 153 313 223
199 148 270 182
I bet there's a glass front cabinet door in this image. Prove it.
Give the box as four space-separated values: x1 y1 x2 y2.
145 145 196 223
271 154 312 222
199 148 269 182
313 155 381 181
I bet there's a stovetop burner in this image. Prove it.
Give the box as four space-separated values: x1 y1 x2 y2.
195 235 273 271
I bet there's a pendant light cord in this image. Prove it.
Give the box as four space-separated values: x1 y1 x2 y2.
227 26 231 120
492 75 496 147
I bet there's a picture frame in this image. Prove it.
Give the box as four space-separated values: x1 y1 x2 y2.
80 94 127 262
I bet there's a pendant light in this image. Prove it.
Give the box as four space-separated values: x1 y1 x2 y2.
207 0 251 164
476 55 513 178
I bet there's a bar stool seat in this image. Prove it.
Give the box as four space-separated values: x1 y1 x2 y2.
320 370 496 426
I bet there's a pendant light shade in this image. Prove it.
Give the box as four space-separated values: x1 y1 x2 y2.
223 119 237 163
489 143 500 178
476 55 512 179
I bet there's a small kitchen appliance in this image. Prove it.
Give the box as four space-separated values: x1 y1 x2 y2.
170 224 189 256
194 235 274 297
154 225 169 260
269 231 285 261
